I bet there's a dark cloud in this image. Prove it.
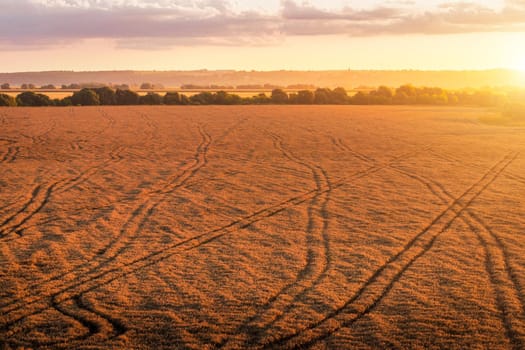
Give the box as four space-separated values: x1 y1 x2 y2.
1 0 525 49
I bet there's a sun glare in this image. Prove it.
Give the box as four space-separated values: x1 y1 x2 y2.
514 63 525 84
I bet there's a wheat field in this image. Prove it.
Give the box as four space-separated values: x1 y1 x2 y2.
0 106 524 349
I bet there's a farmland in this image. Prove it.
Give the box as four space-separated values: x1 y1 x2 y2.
0 106 524 349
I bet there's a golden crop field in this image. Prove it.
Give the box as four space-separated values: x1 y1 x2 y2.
0 106 524 349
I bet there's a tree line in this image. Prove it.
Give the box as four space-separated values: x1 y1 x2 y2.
0 85 520 107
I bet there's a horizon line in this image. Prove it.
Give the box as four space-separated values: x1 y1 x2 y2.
1 68 524 74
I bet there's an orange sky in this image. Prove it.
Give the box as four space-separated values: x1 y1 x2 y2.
1 1 525 72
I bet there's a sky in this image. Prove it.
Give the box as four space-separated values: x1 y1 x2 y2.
1 0 525 72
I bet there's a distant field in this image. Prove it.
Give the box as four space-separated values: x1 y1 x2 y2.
0 106 524 349
0 88 367 99
1 91 75 99
0 89 279 99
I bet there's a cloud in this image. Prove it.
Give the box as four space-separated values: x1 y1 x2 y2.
1 0 525 50
281 0 525 36
281 0 403 21
0 0 280 48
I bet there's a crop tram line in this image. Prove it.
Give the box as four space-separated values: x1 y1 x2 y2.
0 109 127 337
220 134 430 348
3 118 54 163
389 164 525 350
0 195 25 215
0 112 47 164
0 109 120 239
34 119 57 145
0 126 211 344
0 129 432 347
70 124 211 283
342 137 525 347
30 134 430 348
328 135 374 163
18 116 58 147
98 108 115 134
138 111 159 141
2 115 245 309
5 117 245 346
0 145 126 239
218 130 333 348
260 150 520 349
1 118 248 347
0 146 20 163
255 137 524 349
4 122 518 348
505 171 525 186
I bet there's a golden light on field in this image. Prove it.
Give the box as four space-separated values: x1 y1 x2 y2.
512 62 525 85
2 0 525 348
1 106 525 348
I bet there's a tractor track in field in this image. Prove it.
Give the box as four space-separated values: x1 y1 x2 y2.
0 125 210 320
1 116 247 310
1 120 55 164
0 109 121 239
336 138 525 348
0 183 58 238
505 172 525 186
2 109 522 349
220 135 431 348
218 130 333 348
0 146 125 239
390 164 525 350
0 138 432 345
463 210 525 350
262 151 519 349
0 146 20 163
1 118 250 346
329 135 374 163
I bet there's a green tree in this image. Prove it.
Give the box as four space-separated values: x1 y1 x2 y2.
55 97 73 106
351 91 370 105
314 88 331 104
180 94 190 105
250 93 270 104
16 92 52 106
0 94 16 106
116 89 140 105
396 84 417 97
164 92 181 105
190 92 214 105
296 90 315 104
1 83 10 90
332 87 348 104
288 93 298 104
368 86 393 104
139 92 162 105
271 89 289 104
71 89 100 106
214 91 242 105
93 87 117 105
